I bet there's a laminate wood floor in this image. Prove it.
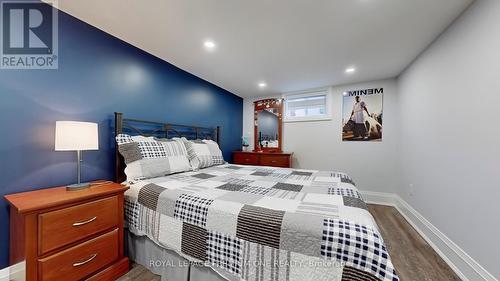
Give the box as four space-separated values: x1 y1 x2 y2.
368 204 460 281
117 262 161 281
118 204 460 281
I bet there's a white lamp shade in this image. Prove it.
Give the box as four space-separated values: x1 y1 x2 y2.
55 121 99 151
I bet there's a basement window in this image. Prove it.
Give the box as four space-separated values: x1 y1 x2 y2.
284 88 331 122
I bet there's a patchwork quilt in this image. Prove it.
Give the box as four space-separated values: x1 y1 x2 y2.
125 164 399 281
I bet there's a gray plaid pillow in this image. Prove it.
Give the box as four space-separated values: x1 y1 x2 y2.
116 134 191 181
181 138 225 170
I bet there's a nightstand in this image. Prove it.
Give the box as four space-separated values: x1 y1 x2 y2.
5 181 129 281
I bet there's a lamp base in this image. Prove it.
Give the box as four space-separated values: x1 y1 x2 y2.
66 182 91 191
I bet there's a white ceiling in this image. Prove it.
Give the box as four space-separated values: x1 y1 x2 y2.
54 0 473 97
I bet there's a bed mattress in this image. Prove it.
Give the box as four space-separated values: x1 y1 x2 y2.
124 164 399 281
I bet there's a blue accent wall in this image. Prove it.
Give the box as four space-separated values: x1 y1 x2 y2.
0 5 243 269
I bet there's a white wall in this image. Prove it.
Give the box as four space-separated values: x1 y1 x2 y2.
397 0 500 278
243 1 500 278
243 79 400 193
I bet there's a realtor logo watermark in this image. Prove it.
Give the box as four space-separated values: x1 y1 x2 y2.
1 0 58 69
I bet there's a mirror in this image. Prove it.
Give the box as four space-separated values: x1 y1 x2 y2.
254 98 283 152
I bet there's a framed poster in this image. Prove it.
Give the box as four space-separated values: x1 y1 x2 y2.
342 88 383 141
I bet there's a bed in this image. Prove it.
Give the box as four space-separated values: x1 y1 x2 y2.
114 113 399 281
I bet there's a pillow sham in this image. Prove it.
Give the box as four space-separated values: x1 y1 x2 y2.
116 134 191 181
181 138 224 170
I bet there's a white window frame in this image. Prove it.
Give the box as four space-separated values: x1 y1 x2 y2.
283 87 332 122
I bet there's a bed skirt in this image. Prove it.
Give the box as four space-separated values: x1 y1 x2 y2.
126 230 228 281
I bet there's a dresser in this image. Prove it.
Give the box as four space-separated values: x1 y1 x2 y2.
232 151 293 168
5 181 129 281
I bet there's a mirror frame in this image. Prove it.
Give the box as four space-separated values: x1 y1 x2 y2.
253 98 283 153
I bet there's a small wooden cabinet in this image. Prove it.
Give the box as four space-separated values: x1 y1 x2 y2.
232 151 293 168
5 181 129 281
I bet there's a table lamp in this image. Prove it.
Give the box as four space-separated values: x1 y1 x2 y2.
55 121 99 190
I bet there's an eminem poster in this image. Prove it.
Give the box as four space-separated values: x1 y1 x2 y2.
342 88 383 141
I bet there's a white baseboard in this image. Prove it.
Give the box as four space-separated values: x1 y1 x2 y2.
360 190 497 281
0 262 26 281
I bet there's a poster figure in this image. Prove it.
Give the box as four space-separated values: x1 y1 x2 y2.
342 88 383 141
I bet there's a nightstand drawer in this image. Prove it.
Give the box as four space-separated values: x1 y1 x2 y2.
39 196 119 255
38 229 119 281
233 153 259 165
260 155 290 167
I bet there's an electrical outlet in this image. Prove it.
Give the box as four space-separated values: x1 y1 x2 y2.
409 183 414 196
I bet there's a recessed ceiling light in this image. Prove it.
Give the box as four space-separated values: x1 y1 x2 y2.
204 40 216 50
258 82 267 88
345 67 356 74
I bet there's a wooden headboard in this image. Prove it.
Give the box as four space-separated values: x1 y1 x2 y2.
114 112 221 183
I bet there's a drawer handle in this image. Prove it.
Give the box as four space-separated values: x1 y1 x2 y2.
72 216 97 227
271 160 277 163
73 253 97 267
